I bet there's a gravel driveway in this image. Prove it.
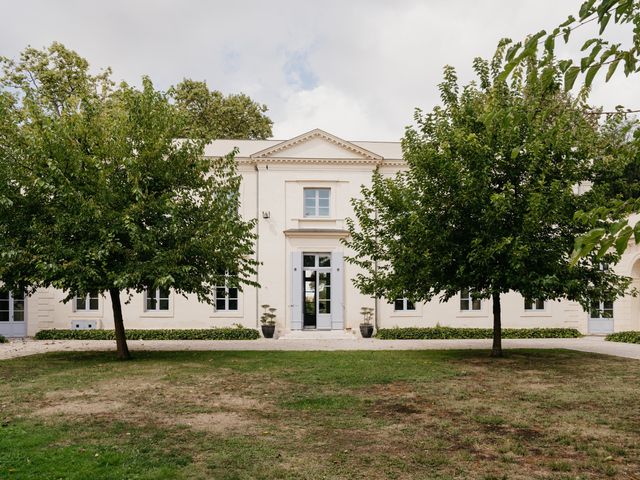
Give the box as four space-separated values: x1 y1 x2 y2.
2 335 639 360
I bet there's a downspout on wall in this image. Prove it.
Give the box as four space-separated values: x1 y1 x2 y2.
255 162 260 329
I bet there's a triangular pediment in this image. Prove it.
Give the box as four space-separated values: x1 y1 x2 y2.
250 129 383 160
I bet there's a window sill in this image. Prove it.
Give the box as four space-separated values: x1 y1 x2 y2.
140 312 174 318
521 312 552 317
390 311 421 317
70 311 103 317
456 312 487 318
210 312 243 318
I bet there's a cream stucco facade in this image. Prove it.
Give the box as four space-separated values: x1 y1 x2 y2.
3 128 640 338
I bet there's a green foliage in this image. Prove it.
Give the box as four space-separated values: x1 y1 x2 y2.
605 331 640 343
344 50 631 319
499 1 640 90
34 327 260 341
375 327 583 340
169 79 273 140
0 44 260 356
260 304 276 325
0 334 7 343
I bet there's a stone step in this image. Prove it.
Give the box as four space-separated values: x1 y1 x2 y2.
278 329 357 340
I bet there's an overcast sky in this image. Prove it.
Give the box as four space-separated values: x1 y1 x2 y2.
2 0 637 141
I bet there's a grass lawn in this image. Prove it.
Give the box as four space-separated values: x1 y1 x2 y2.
0 349 639 479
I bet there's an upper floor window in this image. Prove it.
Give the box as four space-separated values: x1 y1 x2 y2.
304 188 330 217
394 298 415 311
75 292 99 311
460 288 481 311
146 287 170 311
590 300 613 319
524 298 545 311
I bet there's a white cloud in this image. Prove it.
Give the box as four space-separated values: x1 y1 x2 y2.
1 0 637 141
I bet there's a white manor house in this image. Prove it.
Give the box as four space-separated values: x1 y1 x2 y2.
2 128 640 338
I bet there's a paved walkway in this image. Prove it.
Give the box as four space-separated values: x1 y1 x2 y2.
1 335 640 361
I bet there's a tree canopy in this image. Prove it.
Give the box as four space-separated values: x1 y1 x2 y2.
0 43 258 359
344 50 631 356
495 0 640 262
169 79 273 141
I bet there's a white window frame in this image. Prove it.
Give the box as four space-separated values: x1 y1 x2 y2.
590 300 614 319
0 291 25 323
460 288 481 311
394 298 415 311
214 284 239 312
303 188 331 218
145 287 170 312
524 298 545 311
74 292 100 312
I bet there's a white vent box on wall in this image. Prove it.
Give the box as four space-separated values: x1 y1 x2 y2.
70 320 97 330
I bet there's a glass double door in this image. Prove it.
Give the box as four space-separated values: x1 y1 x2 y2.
0 291 26 337
303 253 332 330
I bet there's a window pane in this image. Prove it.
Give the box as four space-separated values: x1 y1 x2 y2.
216 298 226 311
159 288 170 300
13 299 24 312
406 300 415 310
395 299 404 310
319 300 331 314
216 287 226 299
147 296 156 311
228 287 238 300
460 298 469 311
318 207 330 217
228 299 238 311
13 310 24 322
0 311 8 322
303 255 315 267
318 189 330 199
303 189 315 201
535 299 545 310
524 299 532 310
318 256 331 267
159 299 169 310
472 299 481 310
590 301 599 318
318 196 330 208
0 292 8 301
89 297 99 310
461 288 469 299
76 297 87 310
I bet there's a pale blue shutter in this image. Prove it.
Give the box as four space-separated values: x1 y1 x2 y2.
291 252 303 330
331 251 344 330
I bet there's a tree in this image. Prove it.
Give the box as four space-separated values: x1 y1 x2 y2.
344 50 631 357
0 43 258 359
169 79 273 140
496 0 640 261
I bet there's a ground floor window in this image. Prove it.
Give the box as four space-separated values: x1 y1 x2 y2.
524 298 545 311
590 300 613 319
215 285 238 311
75 292 99 311
460 288 481 311
394 298 415 311
146 287 170 311
0 291 24 322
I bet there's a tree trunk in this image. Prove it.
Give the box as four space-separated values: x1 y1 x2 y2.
491 291 503 358
109 288 131 360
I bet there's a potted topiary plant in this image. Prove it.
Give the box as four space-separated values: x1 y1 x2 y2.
359 307 374 338
260 304 277 338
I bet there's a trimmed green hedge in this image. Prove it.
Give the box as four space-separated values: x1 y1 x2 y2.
0 334 7 343
375 327 582 340
34 327 260 341
605 331 640 344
